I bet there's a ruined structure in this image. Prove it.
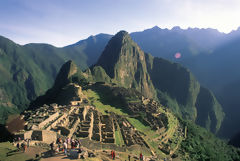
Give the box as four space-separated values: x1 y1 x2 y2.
13 86 179 156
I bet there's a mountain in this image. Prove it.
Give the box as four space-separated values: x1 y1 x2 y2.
1 26 239 137
198 37 240 138
29 60 87 108
0 34 110 124
64 33 112 66
130 26 240 138
28 58 240 161
130 26 226 62
95 31 156 98
90 31 224 133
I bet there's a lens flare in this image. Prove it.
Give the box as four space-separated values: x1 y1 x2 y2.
175 52 181 59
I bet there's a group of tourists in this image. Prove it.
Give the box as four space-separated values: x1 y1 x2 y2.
15 137 31 152
54 137 82 155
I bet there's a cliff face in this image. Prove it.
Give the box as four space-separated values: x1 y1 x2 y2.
95 31 156 99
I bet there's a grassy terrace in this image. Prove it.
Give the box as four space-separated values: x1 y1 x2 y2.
83 89 126 115
115 130 125 146
0 142 31 161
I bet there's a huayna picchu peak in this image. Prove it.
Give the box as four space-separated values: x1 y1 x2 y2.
95 30 156 99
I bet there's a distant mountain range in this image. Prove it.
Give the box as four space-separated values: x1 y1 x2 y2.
1 26 240 138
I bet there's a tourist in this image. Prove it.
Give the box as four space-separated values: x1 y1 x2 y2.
21 142 24 152
56 146 59 153
71 140 74 149
56 138 60 144
64 142 68 155
27 139 30 147
50 142 54 151
75 140 79 148
139 153 143 161
58 142 61 151
23 142 27 152
113 150 116 160
111 150 113 159
16 142 20 151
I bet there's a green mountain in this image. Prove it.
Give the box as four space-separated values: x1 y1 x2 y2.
29 59 240 161
29 60 85 107
130 26 240 138
95 31 156 99
0 34 110 124
90 31 224 133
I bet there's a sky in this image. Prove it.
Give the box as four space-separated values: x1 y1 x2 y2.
0 0 240 47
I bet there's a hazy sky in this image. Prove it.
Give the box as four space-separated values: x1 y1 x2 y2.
0 0 240 47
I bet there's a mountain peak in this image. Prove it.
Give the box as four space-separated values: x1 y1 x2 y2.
95 30 133 78
115 30 128 37
94 30 156 98
54 60 78 88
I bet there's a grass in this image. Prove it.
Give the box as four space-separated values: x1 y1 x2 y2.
127 117 153 135
115 130 125 147
83 89 127 115
0 142 32 161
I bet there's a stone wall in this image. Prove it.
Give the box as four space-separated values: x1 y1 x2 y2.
42 130 57 144
38 112 59 129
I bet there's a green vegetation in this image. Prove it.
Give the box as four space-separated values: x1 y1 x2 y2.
179 120 240 161
127 117 154 136
83 89 126 115
115 130 125 146
0 34 110 124
0 142 32 161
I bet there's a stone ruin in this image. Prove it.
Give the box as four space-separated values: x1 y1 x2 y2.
14 94 172 154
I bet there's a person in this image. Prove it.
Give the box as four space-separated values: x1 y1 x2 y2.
50 142 54 151
71 140 74 149
128 155 131 161
16 142 20 151
58 143 61 151
139 153 143 161
23 142 27 152
56 146 59 153
76 140 79 149
113 150 116 160
111 150 113 159
27 139 30 147
21 142 25 152
63 142 68 155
